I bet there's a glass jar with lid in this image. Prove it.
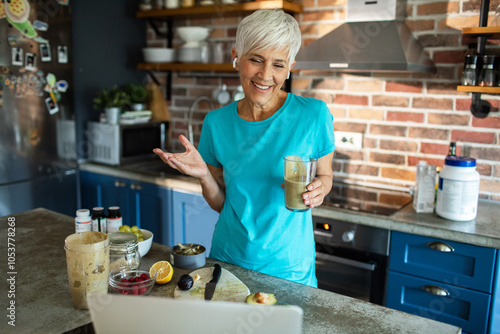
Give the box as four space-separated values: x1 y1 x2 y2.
479 55 497 87
109 232 140 271
461 55 479 86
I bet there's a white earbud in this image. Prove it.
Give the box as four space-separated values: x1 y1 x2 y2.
287 72 290 79
233 57 238 69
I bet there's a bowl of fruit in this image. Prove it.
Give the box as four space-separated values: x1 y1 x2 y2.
118 225 154 257
109 267 157 296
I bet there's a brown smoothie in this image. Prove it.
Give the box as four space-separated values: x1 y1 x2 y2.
285 175 308 211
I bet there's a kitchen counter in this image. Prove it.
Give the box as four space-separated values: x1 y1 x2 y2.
81 161 500 249
0 209 461 334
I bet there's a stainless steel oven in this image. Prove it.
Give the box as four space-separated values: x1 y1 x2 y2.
314 216 390 305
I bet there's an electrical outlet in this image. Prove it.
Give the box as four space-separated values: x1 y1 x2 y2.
335 131 363 150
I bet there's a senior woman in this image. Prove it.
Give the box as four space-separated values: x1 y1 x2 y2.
154 9 335 287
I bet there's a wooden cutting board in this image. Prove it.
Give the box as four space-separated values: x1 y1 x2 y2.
173 267 250 302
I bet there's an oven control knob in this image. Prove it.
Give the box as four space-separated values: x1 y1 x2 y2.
342 230 355 243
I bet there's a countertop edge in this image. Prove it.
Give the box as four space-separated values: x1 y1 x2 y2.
80 162 500 249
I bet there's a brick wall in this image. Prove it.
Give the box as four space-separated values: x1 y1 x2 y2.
146 0 500 201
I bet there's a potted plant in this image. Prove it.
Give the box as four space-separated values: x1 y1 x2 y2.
125 84 149 111
93 86 130 124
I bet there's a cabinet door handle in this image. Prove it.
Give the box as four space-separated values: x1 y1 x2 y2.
426 241 454 252
422 285 450 297
114 180 126 187
130 183 142 190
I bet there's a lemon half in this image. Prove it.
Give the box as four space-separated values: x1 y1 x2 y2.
150 261 173 284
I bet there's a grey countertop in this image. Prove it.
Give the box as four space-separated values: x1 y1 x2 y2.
81 161 500 249
0 209 461 334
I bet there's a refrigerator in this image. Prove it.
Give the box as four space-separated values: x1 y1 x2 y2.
0 0 77 217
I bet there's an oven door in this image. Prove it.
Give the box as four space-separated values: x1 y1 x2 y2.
315 243 387 305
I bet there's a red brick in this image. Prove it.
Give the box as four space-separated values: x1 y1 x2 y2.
480 179 500 193
385 81 422 93
456 98 472 111
408 127 449 140
418 34 460 48
334 150 365 161
417 2 459 15
406 20 435 32
433 50 467 64
302 11 334 22
472 116 500 129
312 78 344 90
412 97 453 110
344 163 379 176
386 111 424 123
369 152 406 165
477 163 492 176
363 137 377 149
451 130 496 144
348 108 384 120
334 94 368 106
468 146 500 160
380 167 415 181
372 95 409 107
421 142 449 155
494 165 500 178
408 156 445 168
333 122 367 133
370 124 407 137
427 83 463 95
380 140 418 152
428 113 470 126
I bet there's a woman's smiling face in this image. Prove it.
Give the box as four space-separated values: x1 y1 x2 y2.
236 48 294 110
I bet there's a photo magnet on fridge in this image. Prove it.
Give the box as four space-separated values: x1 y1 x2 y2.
40 44 52 62
45 97 59 115
12 48 23 66
57 46 68 63
25 53 37 71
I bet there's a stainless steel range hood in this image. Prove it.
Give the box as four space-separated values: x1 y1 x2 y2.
295 0 436 73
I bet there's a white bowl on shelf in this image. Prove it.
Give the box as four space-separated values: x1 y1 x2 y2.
176 27 212 47
142 48 176 63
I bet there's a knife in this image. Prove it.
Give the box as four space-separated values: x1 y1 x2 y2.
204 263 221 301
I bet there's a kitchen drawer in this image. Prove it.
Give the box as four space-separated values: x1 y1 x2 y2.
386 271 491 334
389 231 497 293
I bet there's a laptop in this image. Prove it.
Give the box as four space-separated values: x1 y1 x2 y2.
87 292 303 334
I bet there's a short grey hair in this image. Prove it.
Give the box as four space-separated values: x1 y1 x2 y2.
235 9 301 68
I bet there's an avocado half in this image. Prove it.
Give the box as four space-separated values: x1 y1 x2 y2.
246 292 277 305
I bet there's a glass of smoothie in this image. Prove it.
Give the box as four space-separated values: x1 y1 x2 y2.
65 231 110 309
283 155 317 212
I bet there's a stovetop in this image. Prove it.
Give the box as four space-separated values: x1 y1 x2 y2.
322 180 412 216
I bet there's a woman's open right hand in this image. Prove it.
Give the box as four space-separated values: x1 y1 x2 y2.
153 134 209 179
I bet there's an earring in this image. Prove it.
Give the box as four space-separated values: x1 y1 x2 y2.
233 57 238 69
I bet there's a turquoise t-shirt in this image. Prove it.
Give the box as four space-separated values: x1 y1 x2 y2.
198 93 335 287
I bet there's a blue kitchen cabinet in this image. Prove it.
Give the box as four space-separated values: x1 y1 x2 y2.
80 171 172 245
386 230 500 334
171 189 219 254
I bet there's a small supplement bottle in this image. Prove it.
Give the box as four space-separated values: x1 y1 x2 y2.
75 209 92 233
413 161 437 213
91 207 106 232
436 156 480 221
109 232 140 271
107 206 123 233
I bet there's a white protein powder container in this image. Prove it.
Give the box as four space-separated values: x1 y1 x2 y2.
436 156 480 221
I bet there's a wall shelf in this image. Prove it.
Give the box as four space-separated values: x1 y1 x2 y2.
462 26 500 38
136 0 302 19
457 85 500 94
138 62 235 72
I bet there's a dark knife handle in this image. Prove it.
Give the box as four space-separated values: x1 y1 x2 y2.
211 264 221 284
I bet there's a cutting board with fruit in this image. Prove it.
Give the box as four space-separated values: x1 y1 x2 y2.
173 267 250 302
